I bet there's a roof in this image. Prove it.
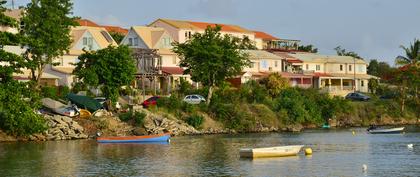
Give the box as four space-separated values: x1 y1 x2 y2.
289 53 367 64
280 72 313 78
254 31 279 40
131 26 168 49
4 9 23 20
242 50 284 60
161 67 185 75
151 19 253 34
76 19 128 35
70 26 117 49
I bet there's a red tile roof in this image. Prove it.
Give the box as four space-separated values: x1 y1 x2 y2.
313 72 332 77
189 21 242 33
254 31 279 40
76 19 128 35
287 59 303 63
161 67 185 75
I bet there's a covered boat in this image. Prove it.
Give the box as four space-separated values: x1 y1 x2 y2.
367 126 405 134
240 145 304 158
66 93 103 113
97 133 171 143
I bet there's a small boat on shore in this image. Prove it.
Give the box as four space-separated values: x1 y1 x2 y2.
367 126 405 134
97 133 171 143
240 145 304 158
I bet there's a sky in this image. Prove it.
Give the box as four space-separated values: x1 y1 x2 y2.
9 0 420 65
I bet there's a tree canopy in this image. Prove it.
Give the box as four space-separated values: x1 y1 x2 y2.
298 44 318 53
334 46 362 59
21 0 77 86
109 31 125 44
73 45 136 102
261 72 290 97
396 39 420 67
172 25 250 104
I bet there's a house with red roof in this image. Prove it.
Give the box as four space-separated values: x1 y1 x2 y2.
76 19 128 35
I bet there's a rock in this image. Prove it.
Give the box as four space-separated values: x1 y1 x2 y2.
132 127 147 136
286 124 303 132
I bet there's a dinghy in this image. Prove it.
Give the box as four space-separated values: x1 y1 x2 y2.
367 126 405 134
97 133 171 143
240 145 304 158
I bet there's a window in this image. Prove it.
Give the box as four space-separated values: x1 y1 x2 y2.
340 65 343 71
261 60 269 69
83 37 87 45
185 32 188 38
361 80 364 87
349 65 352 71
275 61 278 67
316 65 320 71
128 38 133 46
250 62 255 68
188 31 191 38
134 37 139 46
306 64 309 70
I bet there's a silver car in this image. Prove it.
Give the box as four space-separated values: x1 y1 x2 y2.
183 95 206 104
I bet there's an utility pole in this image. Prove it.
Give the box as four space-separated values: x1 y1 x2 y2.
353 57 356 92
11 0 15 9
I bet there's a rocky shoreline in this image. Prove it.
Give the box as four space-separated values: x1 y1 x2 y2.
0 109 418 142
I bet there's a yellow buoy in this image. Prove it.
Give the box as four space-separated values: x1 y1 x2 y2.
305 148 313 155
352 130 356 135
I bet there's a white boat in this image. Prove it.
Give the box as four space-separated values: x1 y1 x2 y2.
240 145 304 158
367 127 405 134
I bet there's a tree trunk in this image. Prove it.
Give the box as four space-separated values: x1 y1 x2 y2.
35 64 46 88
206 85 214 105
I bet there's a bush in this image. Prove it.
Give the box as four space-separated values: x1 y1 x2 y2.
186 114 204 129
0 81 46 135
118 111 133 122
40 86 59 99
133 111 146 126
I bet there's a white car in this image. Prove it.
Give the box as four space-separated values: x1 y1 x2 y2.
183 95 206 104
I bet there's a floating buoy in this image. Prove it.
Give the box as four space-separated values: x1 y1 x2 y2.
362 164 367 172
352 130 356 136
407 144 413 149
305 148 313 155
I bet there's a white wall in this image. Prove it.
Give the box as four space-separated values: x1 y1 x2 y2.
121 29 149 48
150 21 181 42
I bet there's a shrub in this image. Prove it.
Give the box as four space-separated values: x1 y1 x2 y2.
186 114 204 129
133 111 146 126
118 111 133 121
40 86 59 99
0 81 46 135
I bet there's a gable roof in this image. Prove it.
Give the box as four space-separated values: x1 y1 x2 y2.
150 19 254 34
289 53 367 64
254 31 279 40
70 26 117 50
131 26 170 49
242 50 284 60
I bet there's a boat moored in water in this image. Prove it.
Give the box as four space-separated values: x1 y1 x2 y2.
97 133 171 143
367 126 405 134
240 145 304 158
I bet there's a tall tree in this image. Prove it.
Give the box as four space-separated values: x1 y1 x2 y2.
73 45 136 103
396 39 420 66
334 46 362 59
367 59 379 76
21 0 77 86
298 44 318 53
0 0 25 82
109 31 125 44
261 72 290 97
172 25 250 104
237 36 257 50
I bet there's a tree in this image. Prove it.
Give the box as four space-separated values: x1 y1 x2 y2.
367 59 379 76
73 45 136 103
0 0 26 82
396 39 420 66
368 78 379 94
109 31 125 44
261 72 289 97
334 46 362 59
298 44 318 53
172 25 250 105
21 0 77 87
237 36 257 50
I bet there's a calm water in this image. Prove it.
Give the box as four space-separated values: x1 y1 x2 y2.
0 126 419 177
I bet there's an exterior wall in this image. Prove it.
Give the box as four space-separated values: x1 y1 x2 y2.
74 31 101 51
255 38 263 50
301 62 325 72
243 59 282 73
160 54 179 67
55 55 79 67
323 63 368 74
150 21 181 42
0 26 18 33
154 33 173 49
121 30 148 48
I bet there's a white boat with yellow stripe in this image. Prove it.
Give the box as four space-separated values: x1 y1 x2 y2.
240 145 304 158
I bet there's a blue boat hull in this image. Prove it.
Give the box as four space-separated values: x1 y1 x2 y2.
97 134 171 143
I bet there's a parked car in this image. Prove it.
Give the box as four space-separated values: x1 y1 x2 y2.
142 96 160 108
345 92 370 101
183 94 206 104
379 92 397 100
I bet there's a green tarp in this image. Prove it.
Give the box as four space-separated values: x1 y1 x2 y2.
66 93 103 112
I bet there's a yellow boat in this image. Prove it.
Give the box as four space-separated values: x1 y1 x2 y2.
240 145 304 158
78 109 92 119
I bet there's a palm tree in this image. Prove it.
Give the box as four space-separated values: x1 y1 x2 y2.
396 39 420 66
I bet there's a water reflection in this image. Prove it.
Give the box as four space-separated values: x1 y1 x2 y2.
0 126 419 176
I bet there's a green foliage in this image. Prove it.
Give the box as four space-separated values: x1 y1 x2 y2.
368 78 379 94
0 81 46 135
261 72 289 97
186 114 204 129
73 45 136 102
21 0 77 85
178 77 193 95
298 44 318 53
133 111 146 126
334 46 362 59
109 32 125 44
396 39 420 66
239 80 268 103
40 86 58 99
172 25 250 104
237 36 257 50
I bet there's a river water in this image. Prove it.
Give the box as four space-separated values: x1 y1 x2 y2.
0 126 419 177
